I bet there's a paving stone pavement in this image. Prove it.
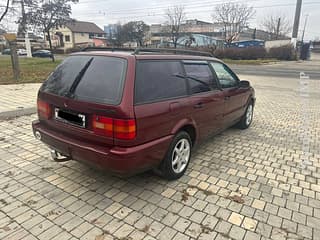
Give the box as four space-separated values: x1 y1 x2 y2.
0 83 40 115
0 74 319 240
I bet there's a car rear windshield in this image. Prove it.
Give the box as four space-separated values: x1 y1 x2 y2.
41 55 127 105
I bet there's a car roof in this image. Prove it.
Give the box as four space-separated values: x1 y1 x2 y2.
70 51 222 62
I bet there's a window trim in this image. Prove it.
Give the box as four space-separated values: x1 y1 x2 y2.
134 60 189 105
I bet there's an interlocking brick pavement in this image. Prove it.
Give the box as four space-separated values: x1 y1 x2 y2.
0 84 40 113
0 74 320 240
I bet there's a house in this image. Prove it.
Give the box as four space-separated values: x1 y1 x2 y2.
48 21 107 51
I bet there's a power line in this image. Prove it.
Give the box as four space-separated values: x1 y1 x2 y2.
74 0 257 12
76 2 320 17
72 1 320 19
0 0 237 9
73 0 264 16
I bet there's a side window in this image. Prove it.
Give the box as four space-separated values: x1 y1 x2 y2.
135 61 187 104
184 63 217 94
210 62 239 88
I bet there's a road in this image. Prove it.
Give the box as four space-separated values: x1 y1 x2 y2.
230 52 320 80
230 62 320 80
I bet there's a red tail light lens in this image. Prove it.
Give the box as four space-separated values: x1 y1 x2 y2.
92 115 136 140
114 119 136 140
37 99 51 119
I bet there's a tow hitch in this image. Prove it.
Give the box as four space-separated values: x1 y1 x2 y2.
50 149 71 162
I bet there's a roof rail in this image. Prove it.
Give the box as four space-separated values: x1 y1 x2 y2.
133 48 213 57
81 46 213 57
81 47 136 52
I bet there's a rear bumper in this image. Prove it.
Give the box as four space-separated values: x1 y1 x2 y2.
32 120 173 176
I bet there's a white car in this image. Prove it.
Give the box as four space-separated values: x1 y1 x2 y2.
17 49 27 56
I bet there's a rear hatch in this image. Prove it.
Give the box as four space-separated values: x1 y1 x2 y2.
37 54 134 147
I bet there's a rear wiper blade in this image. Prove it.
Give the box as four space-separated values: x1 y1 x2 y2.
175 73 211 89
67 57 94 98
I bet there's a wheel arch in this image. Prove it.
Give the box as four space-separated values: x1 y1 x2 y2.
245 93 255 107
171 119 198 146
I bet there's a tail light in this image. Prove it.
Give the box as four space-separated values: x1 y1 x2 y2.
37 99 51 119
93 115 136 140
114 119 136 140
92 116 113 137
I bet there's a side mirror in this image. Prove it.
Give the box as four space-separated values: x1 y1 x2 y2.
239 80 250 88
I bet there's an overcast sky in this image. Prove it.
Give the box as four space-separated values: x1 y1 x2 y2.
71 0 320 41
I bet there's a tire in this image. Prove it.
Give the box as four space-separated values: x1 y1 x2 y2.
158 131 192 180
237 101 254 129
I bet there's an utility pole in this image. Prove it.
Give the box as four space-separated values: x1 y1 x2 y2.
301 14 309 43
276 18 281 40
252 28 256 40
18 0 32 57
291 0 302 48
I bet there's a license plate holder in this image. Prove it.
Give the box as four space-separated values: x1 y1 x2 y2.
54 108 86 128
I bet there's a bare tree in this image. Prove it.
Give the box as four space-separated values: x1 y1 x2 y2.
212 2 255 42
261 14 292 40
164 5 186 48
0 0 10 23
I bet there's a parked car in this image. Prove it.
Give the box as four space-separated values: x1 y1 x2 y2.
1 49 11 55
17 49 27 56
32 50 53 58
32 48 255 180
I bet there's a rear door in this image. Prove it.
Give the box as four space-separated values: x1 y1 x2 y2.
133 60 190 145
39 55 130 147
210 62 249 127
183 61 224 139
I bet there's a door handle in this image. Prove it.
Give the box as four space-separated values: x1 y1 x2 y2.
194 102 204 109
224 96 231 100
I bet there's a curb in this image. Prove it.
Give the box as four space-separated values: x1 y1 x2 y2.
0 107 36 120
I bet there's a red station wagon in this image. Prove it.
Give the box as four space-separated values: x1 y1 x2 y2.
32 48 255 180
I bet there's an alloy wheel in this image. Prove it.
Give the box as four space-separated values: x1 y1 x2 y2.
246 104 253 126
171 138 191 174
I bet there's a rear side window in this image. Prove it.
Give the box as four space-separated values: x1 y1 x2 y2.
41 56 127 105
135 61 187 104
